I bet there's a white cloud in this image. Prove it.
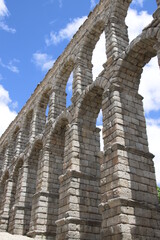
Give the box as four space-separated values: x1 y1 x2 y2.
126 8 153 42
0 0 9 18
0 58 19 73
0 84 17 137
139 57 160 113
0 0 16 34
0 21 16 33
32 52 55 71
146 119 160 186
45 16 87 46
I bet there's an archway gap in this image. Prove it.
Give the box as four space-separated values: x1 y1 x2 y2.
55 59 75 109
139 56 160 187
46 115 69 235
75 84 105 238
24 139 43 234
126 0 157 43
78 20 106 83
36 88 51 134
118 32 160 187
22 109 33 150
118 30 158 91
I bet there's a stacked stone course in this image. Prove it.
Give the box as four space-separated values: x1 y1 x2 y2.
0 0 160 239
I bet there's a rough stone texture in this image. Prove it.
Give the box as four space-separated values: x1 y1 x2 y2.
0 0 160 239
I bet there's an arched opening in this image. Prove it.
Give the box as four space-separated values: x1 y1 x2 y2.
36 90 50 135
126 1 157 43
77 85 104 239
139 56 160 187
0 170 10 232
78 20 105 86
45 104 49 123
0 170 9 212
47 117 69 237
56 60 74 110
111 32 160 238
22 110 33 151
66 71 73 107
92 31 106 81
7 127 20 166
96 109 104 151
25 140 43 235
0 145 7 173
8 159 23 234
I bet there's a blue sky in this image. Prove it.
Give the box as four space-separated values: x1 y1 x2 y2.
0 0 159 184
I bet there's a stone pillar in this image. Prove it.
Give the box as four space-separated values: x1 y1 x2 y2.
27 128 65 240
27 147 57 240
48 90 66 121
2 148 9 172
56 123 102 240
0 147 6 175
105 17 129 61
0 178 14 232
8 165 30 235
29 109 40 141
72 59 93 99
100 85 160 239
14 130 23 157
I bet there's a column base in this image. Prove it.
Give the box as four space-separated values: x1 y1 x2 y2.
100 197 160 240
56 217 101 240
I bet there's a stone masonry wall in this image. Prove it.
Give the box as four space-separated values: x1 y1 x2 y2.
0 0 160 239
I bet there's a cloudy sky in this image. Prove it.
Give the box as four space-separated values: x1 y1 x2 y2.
0 0 159 185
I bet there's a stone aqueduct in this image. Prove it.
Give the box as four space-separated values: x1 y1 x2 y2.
0 0 160 239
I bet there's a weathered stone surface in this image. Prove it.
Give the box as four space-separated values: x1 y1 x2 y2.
0 0 160 239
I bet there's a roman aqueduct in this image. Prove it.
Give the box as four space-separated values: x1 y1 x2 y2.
0 0 160 239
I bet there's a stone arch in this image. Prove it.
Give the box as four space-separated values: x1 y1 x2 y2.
21 109 33 151
34 88 52 135
0 169 10 208
0 169 11 232
1 168 10 183
45 114 70 237
12 158 24 179
25 139 43 235
53 58 75 111
78 82 104 128
8 158 24 234
71 83 104 239
0 143 7 174
6 126 20 168
118 27 158 91
27 114 70 239
97 24 160 239
79 20 105 61
76 20 106 88
0 169 9 209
